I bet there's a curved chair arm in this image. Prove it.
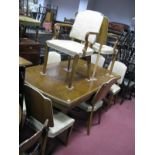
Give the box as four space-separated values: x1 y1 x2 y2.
82 32 99 56
53 23 73 39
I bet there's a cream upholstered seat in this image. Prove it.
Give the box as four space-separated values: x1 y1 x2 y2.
47 40 94 57
28 112 75 138
42 10 104 89
24 84 75 145
47 51 61 64
77 78 117 135
108 61 127 103
91 54 105 67
93 43 118 55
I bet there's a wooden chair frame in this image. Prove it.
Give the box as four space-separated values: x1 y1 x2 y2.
19 119 49 155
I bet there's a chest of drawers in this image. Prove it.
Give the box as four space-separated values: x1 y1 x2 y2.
19 38 40 65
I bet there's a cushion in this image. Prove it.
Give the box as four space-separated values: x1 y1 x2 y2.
110 84 121 95
70 10 103 44
108 61 127 84
46 39 94 57
93 43 118 55
28 111 75 138
78 100 103 112
47 51 61 64
91 54 105 67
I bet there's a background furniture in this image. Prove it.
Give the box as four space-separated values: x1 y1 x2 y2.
24 84 75 146
19 15 41 41
19 38 40 65
19 56 32 108
25 60 120 113
19 119 49 155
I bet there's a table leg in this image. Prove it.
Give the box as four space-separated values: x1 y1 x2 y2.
42 44 49 74
68 55 79 89
86 56 91 80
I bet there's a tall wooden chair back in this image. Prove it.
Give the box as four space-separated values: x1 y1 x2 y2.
91 77 117 107
19 119 49 155
24 84 54 127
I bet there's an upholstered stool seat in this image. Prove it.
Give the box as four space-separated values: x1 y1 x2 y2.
46 40 94 57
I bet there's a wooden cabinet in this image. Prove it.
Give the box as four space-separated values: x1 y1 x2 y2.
19 38 40 65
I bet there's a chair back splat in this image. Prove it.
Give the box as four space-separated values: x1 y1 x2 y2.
24 84 54 127
91 78 117 106
70 10 103 44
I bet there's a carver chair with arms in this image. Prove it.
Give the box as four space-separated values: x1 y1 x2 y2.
78 77 117 135
19 119 49 155
42 10 104 89
24 84 75 146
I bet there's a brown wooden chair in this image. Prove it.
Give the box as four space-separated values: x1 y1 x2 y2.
19 119 49 155
24 84 75 145
78 77 117 135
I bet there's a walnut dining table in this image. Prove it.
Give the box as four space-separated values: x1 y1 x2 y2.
25 60 120 112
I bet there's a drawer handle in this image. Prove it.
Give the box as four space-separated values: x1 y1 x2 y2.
29 46 33 49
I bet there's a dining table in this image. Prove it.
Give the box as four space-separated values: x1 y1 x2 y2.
25 59 120 112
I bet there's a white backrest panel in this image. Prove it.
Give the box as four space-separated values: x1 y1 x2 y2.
108 61 127 84
47 51 61 64
91 54 105 67
69 10 103 44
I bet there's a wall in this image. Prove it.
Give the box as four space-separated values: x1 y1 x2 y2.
51 0 80 21
88 0 135 26
78 0 89 12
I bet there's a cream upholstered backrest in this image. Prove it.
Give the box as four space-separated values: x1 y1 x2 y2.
91 54 105 67
108 61 127 84
47 51 61 64
69 10 104 44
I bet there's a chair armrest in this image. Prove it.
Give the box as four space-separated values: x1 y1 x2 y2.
82 32 99 56
53 23 72 39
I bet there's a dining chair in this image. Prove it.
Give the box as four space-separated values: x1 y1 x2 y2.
24 84 75 146
91 54 105 67
19 119 49 155
47 51 61 64
78 77 117 135
42 10 104 89
108 61 127 104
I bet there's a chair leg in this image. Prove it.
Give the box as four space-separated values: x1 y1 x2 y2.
86 56 91 80
42 44 49 74
67 56 72 72
58 125 74 146
87 110 94 135
98 108 102 124
65 125 74 146
68 55 79 89
108 94 114 106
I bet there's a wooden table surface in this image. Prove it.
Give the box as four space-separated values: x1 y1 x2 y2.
19 56 32 67
25 60 120 112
